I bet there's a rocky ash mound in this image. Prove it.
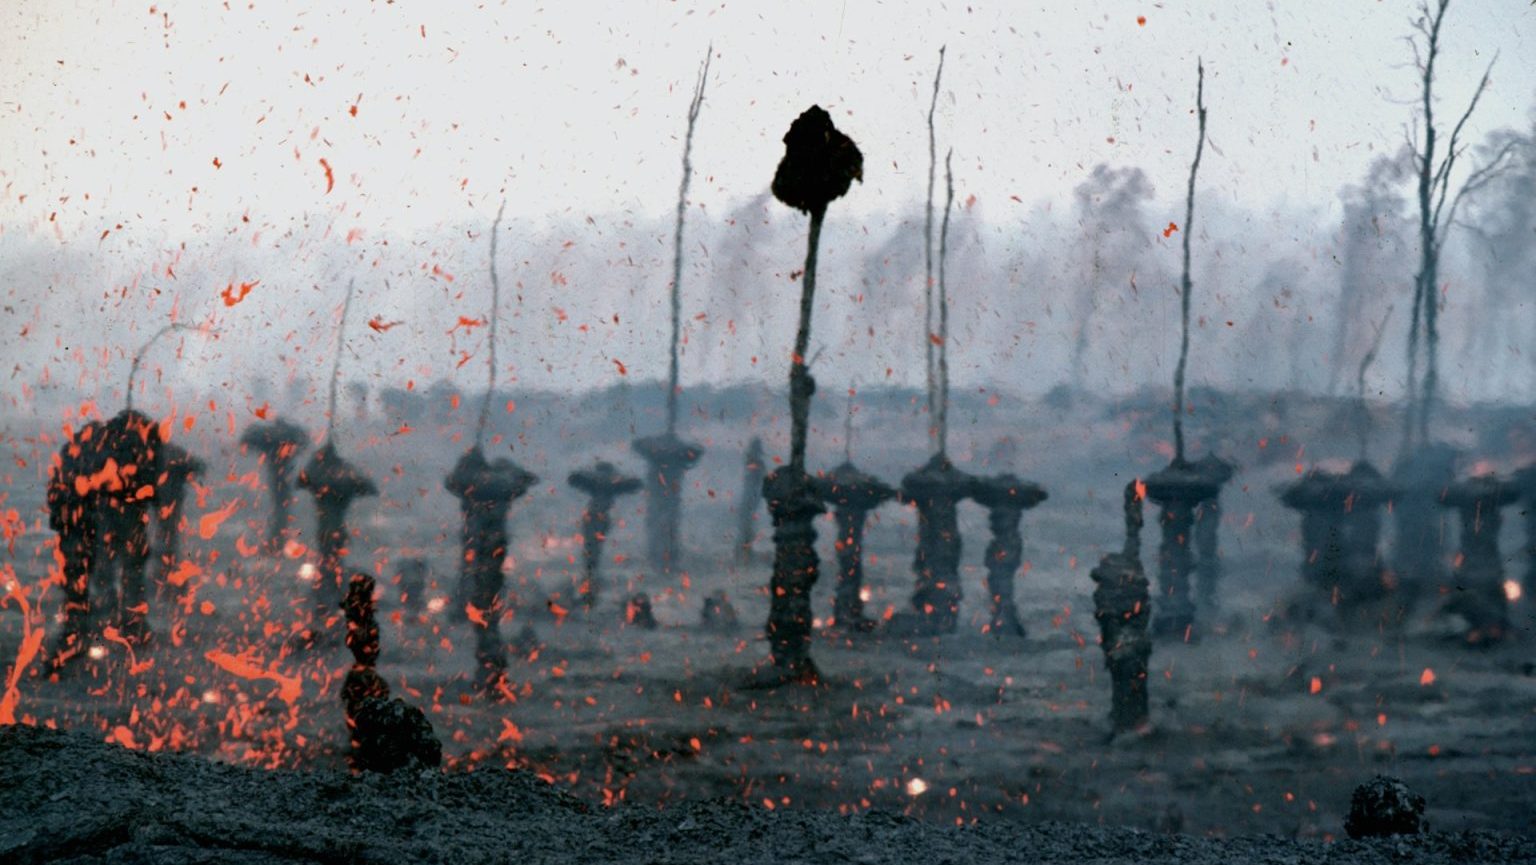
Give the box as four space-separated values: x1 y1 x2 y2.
2 725 1532 865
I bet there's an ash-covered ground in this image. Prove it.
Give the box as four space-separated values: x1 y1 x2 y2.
3 385 1536 851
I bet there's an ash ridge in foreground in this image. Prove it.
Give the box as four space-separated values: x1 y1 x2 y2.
1 725 1531 865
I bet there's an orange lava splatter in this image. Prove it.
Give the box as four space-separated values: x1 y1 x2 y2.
1162 222 1178 238
1309 676 1322 694
319 158 335 193
369 316 401 333
221 280 257 306
166 559 203 588
1420 667 1435 686
613 359 627 376
1137 15 1147 26
0 565 46 724
198 499 241 540
205 648 302 706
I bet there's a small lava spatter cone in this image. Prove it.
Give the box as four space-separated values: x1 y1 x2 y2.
1091 480 1152 735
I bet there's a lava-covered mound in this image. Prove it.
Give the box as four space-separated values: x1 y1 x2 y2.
3 725 1535 864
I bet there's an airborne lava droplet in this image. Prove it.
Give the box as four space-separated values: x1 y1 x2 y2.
1163 221 1179 237
319 157 335 193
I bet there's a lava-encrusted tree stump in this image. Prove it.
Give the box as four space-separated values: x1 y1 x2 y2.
340 572 441 773
1440 473 1519 643
1390 443 1459 603
757 104 862 685
153 440 204 603
817 462 895 632
898 453 977 635
240 418 309 553
45 420 109 664
630 433 704 578
1190 454 1234 617
1278 462 1396 624
94 409 165 646
971 473 1048 637
1091 480 1151 734
445 447 537 689
736 437 766 564
1143 459 1219 640
297 442 377 626
1511 463 1536 602
567 460 642 609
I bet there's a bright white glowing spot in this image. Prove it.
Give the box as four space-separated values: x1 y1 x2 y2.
859 587 872 603
812 617 825 629
2 579 18 594
1505 580 1522 602
906 777 929 797
87 645 108 660
296 562 319 584
426 596 449 614
201 689 221 704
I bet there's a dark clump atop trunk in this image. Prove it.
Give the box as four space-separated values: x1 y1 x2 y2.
239 418 309 553
297 442 377 633
630 433 704 577
820 462 896 633
971 474 1048 638
895 454 977 636
1440 473 1519 644
445 447 537 690
568 460 642 610
1091 480 1152 735
341 572 442 773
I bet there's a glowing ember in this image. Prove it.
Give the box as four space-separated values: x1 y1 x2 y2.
1420 668 1436 686
1504 580 1522 602
906 777 929 797
87 645 108 661
858 587 872 603
296 562 319 584
426 596 449 614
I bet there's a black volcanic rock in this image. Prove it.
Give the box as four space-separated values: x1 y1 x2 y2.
1346 775 1427 839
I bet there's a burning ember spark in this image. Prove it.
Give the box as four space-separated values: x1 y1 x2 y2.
1420 668 1436 686
87 645 108 661
296 563 319 585
426 596 448 614
858 587 872 603
906 777 929 797
1133 479 1147 501
1504 580 1522 602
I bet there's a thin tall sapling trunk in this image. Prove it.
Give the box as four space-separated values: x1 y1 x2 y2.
923 47 946 443
1172 62 1206 465
759 105 862 685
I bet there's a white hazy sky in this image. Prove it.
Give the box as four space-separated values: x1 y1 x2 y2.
3 0 1532 239
1 1 1534 410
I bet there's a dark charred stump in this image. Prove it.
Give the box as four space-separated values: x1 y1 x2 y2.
898 454 977 635
1345 776 1427 838
93 409 165 646
735 437 766 564
819 461 895 633
297 443 377 628
153 441 204 604
630 433 704 577
1440 473 1519 644
567 461 642 610
1390 443 1459 601
1191 454 1235 617
340 572 441 773
445 447 536 690
240 419 308 553
1091 480 1151 734
625 592 658 629
45 421 108 664
1278 462 1397 625
971 474 1048 638
701 590 739 631
1144 460 1219 640
760 468 824 683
